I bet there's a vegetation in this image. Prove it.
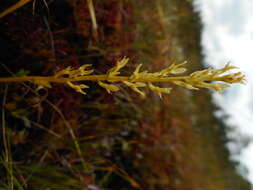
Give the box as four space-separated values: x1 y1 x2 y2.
0 57 245 97
0 0 251 190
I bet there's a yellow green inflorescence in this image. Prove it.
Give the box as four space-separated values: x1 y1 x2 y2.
0 57 245 98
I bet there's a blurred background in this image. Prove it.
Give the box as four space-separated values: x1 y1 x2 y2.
194 0 253 183
0 0 252 189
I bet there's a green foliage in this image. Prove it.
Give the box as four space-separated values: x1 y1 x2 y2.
15 69 30 77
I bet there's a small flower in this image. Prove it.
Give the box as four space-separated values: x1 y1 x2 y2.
148 83 172 98
67 82 89 95
124 81 146 98
107 57 129 78
158 61 187 76
98 81 119 94
55 64 93 78
173 81 198 90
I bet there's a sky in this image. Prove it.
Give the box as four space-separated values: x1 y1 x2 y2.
194 0 253 184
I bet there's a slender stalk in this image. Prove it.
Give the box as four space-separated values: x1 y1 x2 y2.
0 58 245 96
0 74 230 84
0 75 190 83
46 101 91 173
2 85 14 190
0 0 32 19
86 0 98 40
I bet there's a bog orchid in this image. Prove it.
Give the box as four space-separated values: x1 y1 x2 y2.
0 57 245 98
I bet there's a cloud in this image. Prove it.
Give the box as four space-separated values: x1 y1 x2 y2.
194 0 253 183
